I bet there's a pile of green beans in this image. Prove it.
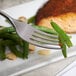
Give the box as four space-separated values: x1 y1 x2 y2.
0 26 29 60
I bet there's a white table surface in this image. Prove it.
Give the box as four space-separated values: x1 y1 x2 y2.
0 0 76 76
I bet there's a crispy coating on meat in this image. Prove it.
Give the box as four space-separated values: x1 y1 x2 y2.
35 0 76 33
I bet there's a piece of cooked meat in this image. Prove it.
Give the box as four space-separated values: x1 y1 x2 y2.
35 0 76 33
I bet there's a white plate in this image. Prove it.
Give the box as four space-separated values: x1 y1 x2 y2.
0 0 76 76
57 60 76 76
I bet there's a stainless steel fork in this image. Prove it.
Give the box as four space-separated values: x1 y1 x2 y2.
0 10 60 49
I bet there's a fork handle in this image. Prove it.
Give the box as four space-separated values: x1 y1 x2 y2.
0 10 14 26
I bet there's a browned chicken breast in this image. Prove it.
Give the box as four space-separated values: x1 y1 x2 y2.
35 0 76 33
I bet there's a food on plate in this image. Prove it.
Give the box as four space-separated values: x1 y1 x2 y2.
35 0 76 33
29 44 35 54
38 49 51 56
0 40 6 60
0 26 29 60
51 21 71 57
6 53 17 60
0 26 36 60
0 15 72 60
18 16 28 23
51 22 72 47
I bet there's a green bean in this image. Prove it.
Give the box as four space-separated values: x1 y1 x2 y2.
0 40 6 60
51 21 72 47
4 40 29 59
28 16 57 35
0 33 23 46
0 27 23 47
32 24 57 35
51 21 73 58
0 27 15 34
59 36 67 58
22 40 29 59
0 27 29 59
4 40 23 58
9 45 23 58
